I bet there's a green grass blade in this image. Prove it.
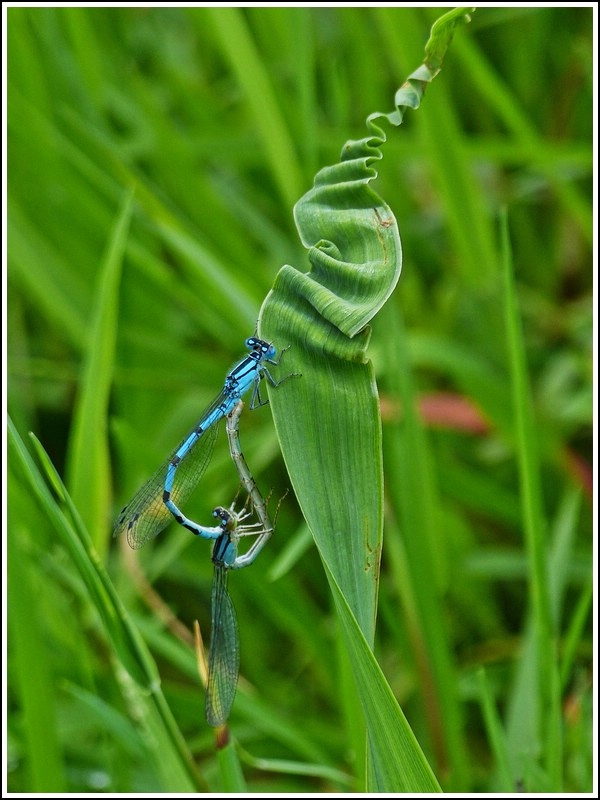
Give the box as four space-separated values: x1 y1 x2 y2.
8 419 203 791
548 487 583 627
323 559 441 793
215 740 247 792
205 7 304 210
238 746 353 787
381 302 469 787
61 681 147 759
8 512 67 793
477 668 514 792
25 430 157 689
65 190 133 552
8 201 88 349
454 34 593 245
500 209 560 788
560 579 592 691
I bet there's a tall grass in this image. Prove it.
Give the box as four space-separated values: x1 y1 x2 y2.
7 6 593 793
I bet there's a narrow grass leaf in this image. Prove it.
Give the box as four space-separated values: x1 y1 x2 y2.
560 579 593 691
500 209 560 788
65 190 133 552
62 681 147 760
205 6 304 210
381 302 469 787
8 420 203 791
7 513 67 793
238 746 353 788
477 668 514 792
323 560 441 793
454 34 593 244
215 740 247 793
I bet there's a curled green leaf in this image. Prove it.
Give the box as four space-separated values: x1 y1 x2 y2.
259 8 473 645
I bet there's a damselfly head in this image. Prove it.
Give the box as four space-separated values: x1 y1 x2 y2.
245 336 276 359
213 506 236 531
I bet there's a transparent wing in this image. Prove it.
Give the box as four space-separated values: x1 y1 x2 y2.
205 566 240 727
113 391 230 548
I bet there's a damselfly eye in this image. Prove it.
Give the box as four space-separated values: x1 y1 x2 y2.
213 507 230 527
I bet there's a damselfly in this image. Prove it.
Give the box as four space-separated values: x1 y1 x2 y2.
205 400 282 727
113 338 291 549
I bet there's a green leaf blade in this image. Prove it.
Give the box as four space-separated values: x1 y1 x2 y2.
324 561 441 793
65 190 133 552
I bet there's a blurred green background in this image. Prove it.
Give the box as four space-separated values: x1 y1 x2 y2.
7 5 593 794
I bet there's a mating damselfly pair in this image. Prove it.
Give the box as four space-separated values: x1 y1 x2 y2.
113 337 296 727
